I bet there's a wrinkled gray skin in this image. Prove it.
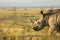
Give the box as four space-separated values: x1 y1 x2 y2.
30 9 60 35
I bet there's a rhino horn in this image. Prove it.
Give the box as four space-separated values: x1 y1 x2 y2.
30 19 34 24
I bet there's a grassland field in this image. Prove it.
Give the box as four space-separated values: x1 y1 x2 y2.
0 8 60 40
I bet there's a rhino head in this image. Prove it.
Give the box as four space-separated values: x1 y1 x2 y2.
30 10 46 31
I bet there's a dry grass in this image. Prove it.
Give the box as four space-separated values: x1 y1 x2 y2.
0 8 60 40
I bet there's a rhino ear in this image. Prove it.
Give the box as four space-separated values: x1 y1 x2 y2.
40 10 43 14
30 19 34 24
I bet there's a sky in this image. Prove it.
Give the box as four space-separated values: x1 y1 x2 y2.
0 0 60 8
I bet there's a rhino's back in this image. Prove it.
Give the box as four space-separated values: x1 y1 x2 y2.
48 13 60 25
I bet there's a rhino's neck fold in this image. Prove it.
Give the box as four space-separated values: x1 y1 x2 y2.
43 13 56 26
43 14 51 26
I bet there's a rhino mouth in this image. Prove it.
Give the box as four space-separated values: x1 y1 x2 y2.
33 26 40 31
33 23 45 31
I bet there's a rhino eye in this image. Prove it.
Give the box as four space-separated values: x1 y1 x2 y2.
37 22 40 24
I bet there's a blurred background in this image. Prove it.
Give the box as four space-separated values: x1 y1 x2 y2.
0 0 60 8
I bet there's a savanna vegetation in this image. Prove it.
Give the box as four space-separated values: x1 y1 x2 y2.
0 8 60 40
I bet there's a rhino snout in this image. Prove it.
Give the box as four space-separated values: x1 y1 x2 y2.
33 26 40 31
